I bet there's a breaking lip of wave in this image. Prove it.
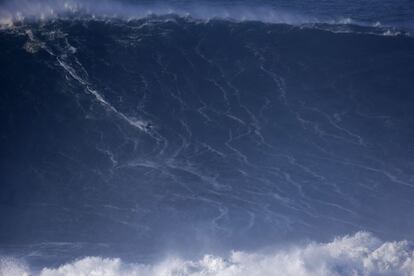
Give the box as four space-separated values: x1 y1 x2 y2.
0 0 407 34
2 232 414 276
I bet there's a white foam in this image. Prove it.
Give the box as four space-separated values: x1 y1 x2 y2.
2 232 414 276
0 258 29 276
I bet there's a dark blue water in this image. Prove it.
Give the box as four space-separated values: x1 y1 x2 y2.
1 0 414 275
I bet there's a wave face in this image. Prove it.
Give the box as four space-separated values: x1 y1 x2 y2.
1 4 414 274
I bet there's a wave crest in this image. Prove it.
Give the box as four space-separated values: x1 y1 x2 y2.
1 0 407 37
0 0 316 25
2 232 414 276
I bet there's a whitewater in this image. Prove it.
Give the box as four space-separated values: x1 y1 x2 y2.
1 232 414 275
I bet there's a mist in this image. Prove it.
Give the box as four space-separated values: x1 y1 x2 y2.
2 232 414 276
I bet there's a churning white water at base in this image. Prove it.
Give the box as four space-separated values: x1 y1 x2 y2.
2 232 414 276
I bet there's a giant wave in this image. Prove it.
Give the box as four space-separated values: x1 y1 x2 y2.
1 0 414 272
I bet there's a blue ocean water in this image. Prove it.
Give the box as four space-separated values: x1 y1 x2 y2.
1 0 414 275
